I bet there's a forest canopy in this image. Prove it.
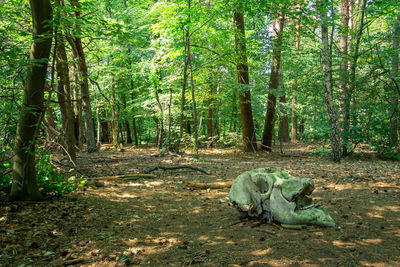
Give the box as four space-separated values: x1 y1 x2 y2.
0 0 399 199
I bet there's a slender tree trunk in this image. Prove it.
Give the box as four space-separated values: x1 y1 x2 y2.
188 40 198 153
341 0 367 156
110 79 120 150
291 17 300 143
180 30 189 138
339 0 350 154
101 120 109 143
229 89 238 132
320 0 341 162
278 95 290 142
262 14 285 151
233 9 256 152
56 34 76 163
389 14 400 150
121 94 132 144
154 74 164 149
168 86 172 149
95 98 101 146
72 66 84 149
68 0 97 152
130 90 139 146
9 0 52 201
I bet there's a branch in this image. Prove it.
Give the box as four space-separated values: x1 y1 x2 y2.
89 78 112 105
145 165 209 175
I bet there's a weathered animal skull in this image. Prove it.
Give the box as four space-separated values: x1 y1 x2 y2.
229 168 335 227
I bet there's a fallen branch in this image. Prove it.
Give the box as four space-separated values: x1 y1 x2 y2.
88 174 157 181
186 181 232 189
281 224 307 230
146 165 209 175
255 229 276 235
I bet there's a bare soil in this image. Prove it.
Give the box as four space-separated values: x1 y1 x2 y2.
1 143 400 267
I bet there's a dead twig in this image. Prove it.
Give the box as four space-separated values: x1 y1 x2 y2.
145 165 209 175
88 174 157 181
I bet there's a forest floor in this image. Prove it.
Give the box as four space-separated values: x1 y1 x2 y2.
1 142 400 267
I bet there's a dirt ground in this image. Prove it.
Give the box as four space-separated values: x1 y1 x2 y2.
1 143 400 267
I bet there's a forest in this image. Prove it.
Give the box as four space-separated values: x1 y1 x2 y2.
1 0 400 266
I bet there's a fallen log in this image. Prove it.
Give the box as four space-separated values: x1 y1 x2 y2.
88 174 157 181
146 165 209 175
186 181 232 189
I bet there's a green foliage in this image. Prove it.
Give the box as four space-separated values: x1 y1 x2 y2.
0 146 12 191
35 147 85 196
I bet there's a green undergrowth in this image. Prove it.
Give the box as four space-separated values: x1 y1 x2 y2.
0 146 85 196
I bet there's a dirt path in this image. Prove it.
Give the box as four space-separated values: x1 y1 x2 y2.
1 143 400 266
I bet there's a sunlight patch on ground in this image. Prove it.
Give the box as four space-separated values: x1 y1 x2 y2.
360 261 392 267
250 248 272 256
332 240 356 249
358 238 382 245
145 181 164 187
372 205 400 212
127 182 145 187
197 235 209 241
365 211 384 219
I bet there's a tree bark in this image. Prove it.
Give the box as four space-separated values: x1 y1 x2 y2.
130 89 139 146
389 14 400 150
56 33 76 163
121 93 132 144
291 13 301 143
233 9 256 152
188 38 198 153
110 79 120 150
278 95 290 142
69 0 97 152
9 0 52 201
338 0 350 154
262 14 285 151
320 0 341 162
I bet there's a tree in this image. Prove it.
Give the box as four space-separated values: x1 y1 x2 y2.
389 13 400 151
56 31 76 164
320 0 341 162
9 0 53 201
233 5 256 152
68 0 97 152
262 11 285 151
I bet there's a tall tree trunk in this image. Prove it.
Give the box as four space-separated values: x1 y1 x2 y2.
206 0 214 142
69 0 97 152
9 0 52 201
278 95 290 142
229 89 238 132
233 9 256 152
101 120 109 143
154 73 164 149
262 14 285 151
110 79 120 150
56 34 76 164
188 39 198 153
72 65 84 149
180 30 190 139
130 89 139 146
121 93 132 144
339 0 350 154
291 14 300 143
320 0 341 162
389 14 400 150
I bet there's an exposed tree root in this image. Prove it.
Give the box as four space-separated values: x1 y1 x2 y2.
145 165 209 175
88 174 157 181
